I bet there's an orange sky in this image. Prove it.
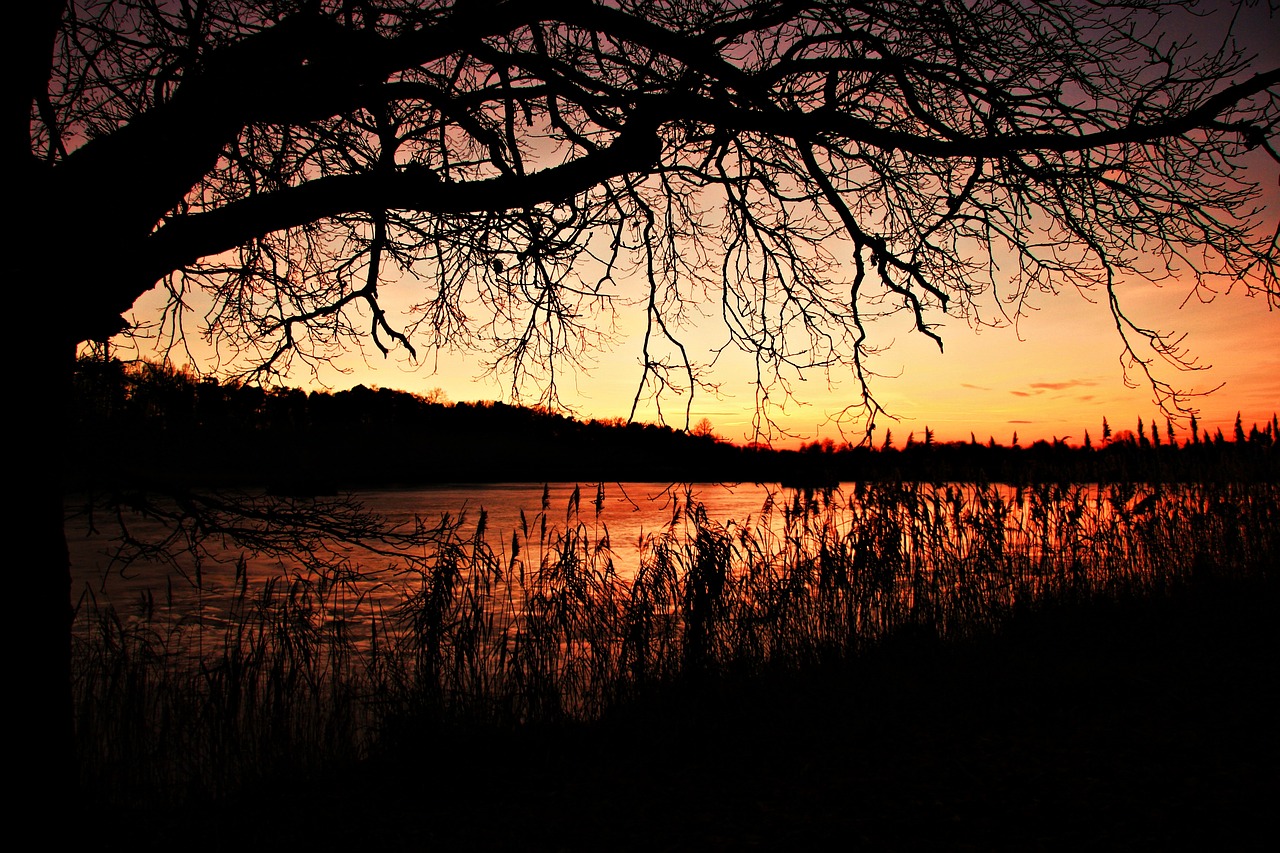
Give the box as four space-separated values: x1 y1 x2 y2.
279 278 1280 449
126 246 1277 449
118 1 1279 450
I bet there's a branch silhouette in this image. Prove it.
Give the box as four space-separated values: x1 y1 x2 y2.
27 0 1276 426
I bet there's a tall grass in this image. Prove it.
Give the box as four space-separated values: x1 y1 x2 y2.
72 480 1278 807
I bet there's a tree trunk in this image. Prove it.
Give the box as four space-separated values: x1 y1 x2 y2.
18 334 76 800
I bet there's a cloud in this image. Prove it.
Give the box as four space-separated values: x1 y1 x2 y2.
1029 379 1098 391
1011 377 1099 398
1007 419 1034 424
960 382 991 391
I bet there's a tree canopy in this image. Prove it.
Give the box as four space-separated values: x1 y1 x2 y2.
24 0 1280 435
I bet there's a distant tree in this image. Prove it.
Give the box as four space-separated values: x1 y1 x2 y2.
1111 428 1138 447
17 0 1280 795
691 417 716 438
1235 411 1247 443
421 387 450 405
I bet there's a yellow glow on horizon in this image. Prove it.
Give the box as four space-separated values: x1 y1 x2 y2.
121 259 1277 452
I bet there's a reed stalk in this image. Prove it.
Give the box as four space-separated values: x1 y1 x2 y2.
71 480 1278 807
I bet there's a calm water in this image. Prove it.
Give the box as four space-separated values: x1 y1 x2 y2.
70 478 1153 640
67 481 787 617
68 479 1173 652
356 481 781 555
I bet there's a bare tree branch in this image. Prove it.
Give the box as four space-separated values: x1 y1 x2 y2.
26 0 1280 433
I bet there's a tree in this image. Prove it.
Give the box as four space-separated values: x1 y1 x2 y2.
691 416 716 438
18 0 1279 792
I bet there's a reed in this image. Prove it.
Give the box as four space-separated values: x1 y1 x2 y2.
71 479 1278 807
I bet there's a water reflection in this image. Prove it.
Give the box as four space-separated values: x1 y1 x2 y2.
67 483 772 636
67 480 1259 663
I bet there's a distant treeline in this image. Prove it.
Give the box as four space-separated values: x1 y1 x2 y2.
68 358 1278 490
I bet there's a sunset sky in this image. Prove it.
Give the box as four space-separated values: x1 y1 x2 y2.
172 264 1273 449
120 1 1278 450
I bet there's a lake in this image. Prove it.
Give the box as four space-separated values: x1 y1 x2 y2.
67 481 789 623
66 478 1173 652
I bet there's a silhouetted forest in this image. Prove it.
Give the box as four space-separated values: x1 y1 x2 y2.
68 357 1278 491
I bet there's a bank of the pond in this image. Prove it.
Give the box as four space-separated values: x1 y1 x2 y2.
81 572 1276 851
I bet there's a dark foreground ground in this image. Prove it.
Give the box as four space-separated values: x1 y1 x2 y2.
88 574 1276 851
